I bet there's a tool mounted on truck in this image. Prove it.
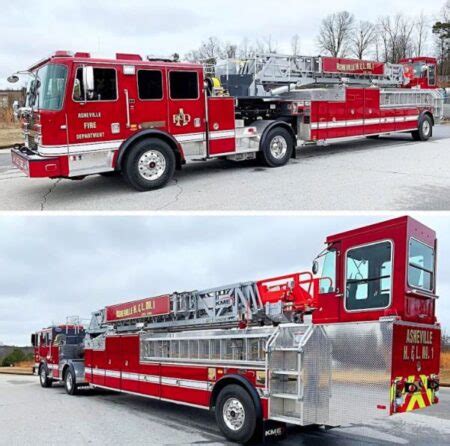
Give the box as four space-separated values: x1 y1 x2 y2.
33 217 441 443
9 51 444 192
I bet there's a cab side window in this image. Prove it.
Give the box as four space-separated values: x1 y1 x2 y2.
169 71 199 100
138 70 163 100
345 241 392 311
73 67 117 102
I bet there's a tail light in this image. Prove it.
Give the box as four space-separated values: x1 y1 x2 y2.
406 383 418 394
394 379 405 409
428 376 440 391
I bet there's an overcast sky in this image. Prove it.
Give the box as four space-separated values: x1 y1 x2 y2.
0 0 445 89
0 214 448 346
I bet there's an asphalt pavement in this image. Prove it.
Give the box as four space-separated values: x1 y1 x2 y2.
0 125 449 211
1 374 450 445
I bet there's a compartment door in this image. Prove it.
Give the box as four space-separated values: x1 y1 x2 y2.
346 89 364 137
207 97 236 156
105 336 122 389
364 89 381 135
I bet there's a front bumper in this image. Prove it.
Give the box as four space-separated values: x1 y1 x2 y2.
11 146 63 178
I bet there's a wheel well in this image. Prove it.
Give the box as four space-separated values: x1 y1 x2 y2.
210 376 262 419
118 132 183 171
423 111 435 126
62 364 70 380
262 122 297 158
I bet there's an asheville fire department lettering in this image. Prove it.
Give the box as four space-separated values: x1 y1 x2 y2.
78 112 102 119
403 329 434 361
76 132 105 140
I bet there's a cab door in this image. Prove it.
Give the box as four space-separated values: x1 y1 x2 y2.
167 69 207 157
66 64 125 164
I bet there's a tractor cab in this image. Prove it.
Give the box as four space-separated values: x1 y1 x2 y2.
313 216 437 325
400 57 438 89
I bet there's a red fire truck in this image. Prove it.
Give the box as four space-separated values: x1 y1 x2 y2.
9 52 444 191
33 216 441 443
31 320 85 387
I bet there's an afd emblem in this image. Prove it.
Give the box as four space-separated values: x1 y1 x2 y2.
173 109 191 127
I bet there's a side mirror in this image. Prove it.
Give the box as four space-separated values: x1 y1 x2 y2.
7 75 19 84
312 260 320 275
31 334 36 346
83 66 95 96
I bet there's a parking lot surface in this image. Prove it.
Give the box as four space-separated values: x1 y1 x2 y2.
1 374 450 445
0 125 449 211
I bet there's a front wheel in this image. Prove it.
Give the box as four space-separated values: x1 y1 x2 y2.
259 127 294 168
122 138 176 191
64 368 78 396
412 115 433 141
39 365 52 388
215 385 258 444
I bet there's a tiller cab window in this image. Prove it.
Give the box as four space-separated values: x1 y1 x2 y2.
345 241 393 311
408 239 435 292
27 64 68 111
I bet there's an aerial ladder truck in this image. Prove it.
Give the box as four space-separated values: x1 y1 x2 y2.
9 51 444 191
32 216 441 443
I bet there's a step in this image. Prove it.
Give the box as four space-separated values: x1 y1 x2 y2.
272 348 299 352
271 370 298 376
270 415 303 426
271 393 300 400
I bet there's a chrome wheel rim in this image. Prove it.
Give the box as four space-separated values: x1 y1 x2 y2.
40 368 46 384
223 398 245 431
66 373 73 391
269 136 288 159
422 120 431 136
137 150 166 181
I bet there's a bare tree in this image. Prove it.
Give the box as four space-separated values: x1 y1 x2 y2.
291 34 301 56
351 20 377 59
317 11 355 57
223 43 238 59
414 12 429 56
378 14 415 62
185 36 223 63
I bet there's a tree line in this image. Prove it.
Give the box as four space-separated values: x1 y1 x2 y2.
184 1 450 77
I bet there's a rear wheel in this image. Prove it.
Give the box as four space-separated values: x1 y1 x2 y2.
259 127 294 168
122 138 176 191
39 365 52 388
412 115 433 141
64 368 78 396
215 385 258 444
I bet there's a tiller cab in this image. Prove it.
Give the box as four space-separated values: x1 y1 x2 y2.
9 52 444 191
32 217 441 443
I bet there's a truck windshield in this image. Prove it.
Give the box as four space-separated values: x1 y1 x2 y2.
319 250 337 294
409 239 435 292
27 64 67 111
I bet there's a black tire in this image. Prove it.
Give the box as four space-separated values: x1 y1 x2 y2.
64 368 78 396
259 127 294 168
39 365 52 388
412 115 433 141
215 385 258 444
122 138 176 191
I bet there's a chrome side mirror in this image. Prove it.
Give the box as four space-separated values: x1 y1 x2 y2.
7 75 19 84
83 66 95 98
312 260 320 275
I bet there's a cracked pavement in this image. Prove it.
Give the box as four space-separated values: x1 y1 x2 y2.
0 125 449 211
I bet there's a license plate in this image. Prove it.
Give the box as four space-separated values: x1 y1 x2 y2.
11 151 30 175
